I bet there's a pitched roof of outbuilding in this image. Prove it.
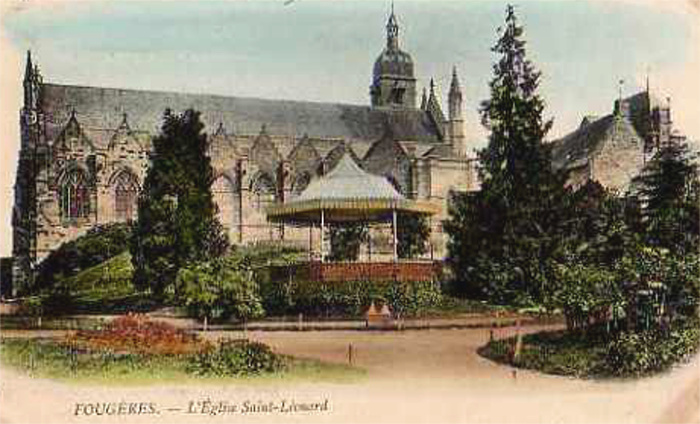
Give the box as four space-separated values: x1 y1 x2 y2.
40 83 442 143
551 114 643 169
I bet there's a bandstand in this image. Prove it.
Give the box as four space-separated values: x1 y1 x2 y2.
265 154 442 282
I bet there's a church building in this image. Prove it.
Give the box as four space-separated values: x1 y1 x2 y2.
11 9 478 290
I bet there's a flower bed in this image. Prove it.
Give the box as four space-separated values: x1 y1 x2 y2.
65 313 206 355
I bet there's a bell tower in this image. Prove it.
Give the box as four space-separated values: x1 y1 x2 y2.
370 5 417 109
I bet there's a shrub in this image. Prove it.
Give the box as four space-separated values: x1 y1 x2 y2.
176 255 264 322
187 339 284 377
605 318 700 376
267 279 442 317
549 263 623 332
35 223 132 292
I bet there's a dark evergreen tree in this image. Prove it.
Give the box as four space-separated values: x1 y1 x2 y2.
327 223 368 262
397 213 430 259
131 109 229 298
633 141 699 255
444 5 567 304
557 180 634 267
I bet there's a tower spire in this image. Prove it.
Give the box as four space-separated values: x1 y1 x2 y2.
24 50 34 81
448 66 463 121
386 1 399 50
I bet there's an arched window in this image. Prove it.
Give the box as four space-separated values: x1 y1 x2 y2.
251 173 276 211
212 175 236 232
112 172 139 222
60 170 90 219
291 172 311 195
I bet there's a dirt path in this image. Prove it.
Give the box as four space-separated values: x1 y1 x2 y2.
1 327 699 423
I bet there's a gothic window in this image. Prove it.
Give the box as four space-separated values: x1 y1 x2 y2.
212 175 237 233
60 170 90 219
112 172 139 222
291 172 311 195
251 173 276 211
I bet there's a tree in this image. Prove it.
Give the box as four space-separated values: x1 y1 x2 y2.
397 213 430 259
327 223 368 262
176 256 264 329
558 180 635 267
444 4 566 304
633 141 699 255
131 109 229 298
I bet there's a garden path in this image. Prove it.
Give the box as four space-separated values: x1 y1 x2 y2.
0 326 698 423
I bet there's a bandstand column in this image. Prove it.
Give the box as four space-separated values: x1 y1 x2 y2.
392 208 398 262
320 209 325 262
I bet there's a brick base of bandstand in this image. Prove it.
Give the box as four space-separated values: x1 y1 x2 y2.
270 261 443 283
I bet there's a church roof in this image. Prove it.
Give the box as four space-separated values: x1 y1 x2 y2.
40 83 441 143
551 114 643 169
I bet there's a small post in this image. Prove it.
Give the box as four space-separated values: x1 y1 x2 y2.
298 313 303 331
203 315 208 332
513 318 523 365
348 343 353 365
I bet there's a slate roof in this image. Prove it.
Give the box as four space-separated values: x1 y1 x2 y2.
550 114 643 169
40 83 441 143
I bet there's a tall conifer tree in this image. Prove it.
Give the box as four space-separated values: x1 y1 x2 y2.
131 109 228 297
445 5 566 303
633 140 699 255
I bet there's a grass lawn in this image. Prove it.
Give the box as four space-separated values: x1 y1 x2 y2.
478 329 611 378
0 337 365 386
478 318 700 379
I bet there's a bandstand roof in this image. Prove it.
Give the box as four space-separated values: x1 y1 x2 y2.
266 154 440 224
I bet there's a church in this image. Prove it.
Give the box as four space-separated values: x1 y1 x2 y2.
10 9 479 290
9 7 686 292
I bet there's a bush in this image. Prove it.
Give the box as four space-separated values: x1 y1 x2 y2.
187 339 284 377
35 223 132 292
267 279 443 318
480 318 700 378
605 318 700 376
176 255 264 322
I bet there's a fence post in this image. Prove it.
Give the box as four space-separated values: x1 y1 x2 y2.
348 343 353 365
513 319 523 365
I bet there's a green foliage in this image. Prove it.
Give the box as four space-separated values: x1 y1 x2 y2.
131 109 229 298
176 255 264 322
549 263 622 332
0 338 291 383
265 279 442 317
478 327 611 378
327 223 368 262
605 318 700 377
445 5 568 303
480 318 700 378
633 141 700 255
397 213 430 259
187 339 284 377
615 247 700 325
558 181 637 266
34 223 132 292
